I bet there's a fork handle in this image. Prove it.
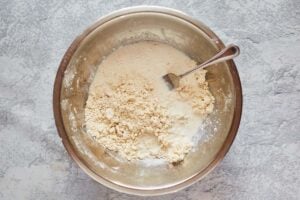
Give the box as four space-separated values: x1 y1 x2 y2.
179 44 240 78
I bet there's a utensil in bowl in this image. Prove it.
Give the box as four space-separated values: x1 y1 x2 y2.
163 44 240 89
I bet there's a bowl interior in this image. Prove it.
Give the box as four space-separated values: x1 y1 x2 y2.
58 10 239 194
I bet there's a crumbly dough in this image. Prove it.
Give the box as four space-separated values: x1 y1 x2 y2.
85 41 214 163
177 70 214 115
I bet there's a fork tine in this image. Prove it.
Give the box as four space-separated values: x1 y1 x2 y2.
162 73 180 90
162 74 175 90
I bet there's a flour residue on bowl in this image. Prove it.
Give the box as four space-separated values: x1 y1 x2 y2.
85 41 214 163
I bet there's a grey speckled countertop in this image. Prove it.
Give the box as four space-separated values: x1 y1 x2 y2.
0 0 299 200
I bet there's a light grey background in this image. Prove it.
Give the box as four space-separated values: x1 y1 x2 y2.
0 0 299 199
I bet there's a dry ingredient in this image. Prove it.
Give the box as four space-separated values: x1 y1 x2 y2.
177 70 215 115
85 41 214 163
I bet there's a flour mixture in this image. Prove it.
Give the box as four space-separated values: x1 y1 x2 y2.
85 41 214 163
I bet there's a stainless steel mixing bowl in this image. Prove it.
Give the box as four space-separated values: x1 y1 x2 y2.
53 6 242 196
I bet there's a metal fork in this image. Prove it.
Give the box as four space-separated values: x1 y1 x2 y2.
162 44 240 89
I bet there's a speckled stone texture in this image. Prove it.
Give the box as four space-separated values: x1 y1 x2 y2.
0 0 299 199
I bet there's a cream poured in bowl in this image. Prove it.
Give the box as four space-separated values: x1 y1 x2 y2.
85 41 215 164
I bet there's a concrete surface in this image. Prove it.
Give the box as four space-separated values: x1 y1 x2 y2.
0 0 300 199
